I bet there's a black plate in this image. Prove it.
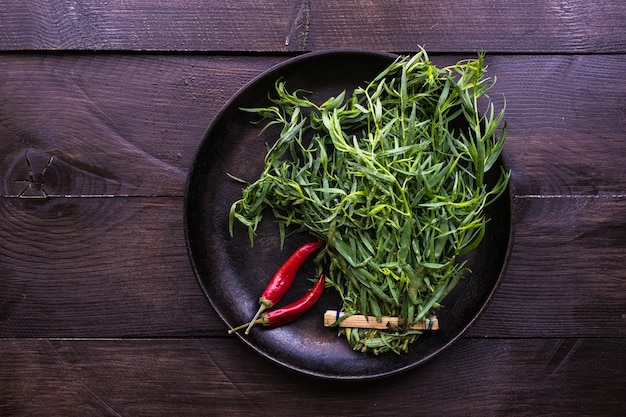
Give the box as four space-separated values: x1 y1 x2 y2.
184 50 513 380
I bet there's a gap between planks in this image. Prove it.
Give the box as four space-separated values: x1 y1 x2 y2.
514 194 626 199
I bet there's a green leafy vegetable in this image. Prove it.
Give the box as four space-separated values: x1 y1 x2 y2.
229 49 509 354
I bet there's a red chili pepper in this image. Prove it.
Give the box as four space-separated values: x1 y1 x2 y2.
244 241 322 334
229 274 325 334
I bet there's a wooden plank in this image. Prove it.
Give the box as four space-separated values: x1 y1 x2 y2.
487 55 626 197
1 54 625 198
1 196 624 338
0 196 221 337
308 0 626 54
469 195 626 338
1 337 624 415
0 1 624 52
0 55 284 198
0 0 294 52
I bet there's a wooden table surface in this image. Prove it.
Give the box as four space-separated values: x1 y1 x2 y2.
1 1 625 415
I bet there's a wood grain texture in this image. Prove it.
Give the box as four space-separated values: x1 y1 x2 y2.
0 0 624 52
1 4 625 411
1 54 625 198
1 338 624 416
471 195 626 338
491 55 626 197
0 54 284 197
0 196 218 337
1 196 624 338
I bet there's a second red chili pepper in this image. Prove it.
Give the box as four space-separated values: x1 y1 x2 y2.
243 241 322 334
229 273 326 334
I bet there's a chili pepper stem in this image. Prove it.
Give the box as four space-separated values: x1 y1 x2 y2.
228 318 263 334
244 304 268 334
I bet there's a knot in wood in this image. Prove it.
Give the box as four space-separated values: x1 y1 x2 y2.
5 149 57 198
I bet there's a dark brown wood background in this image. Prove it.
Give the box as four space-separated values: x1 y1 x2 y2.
1 1 625 416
